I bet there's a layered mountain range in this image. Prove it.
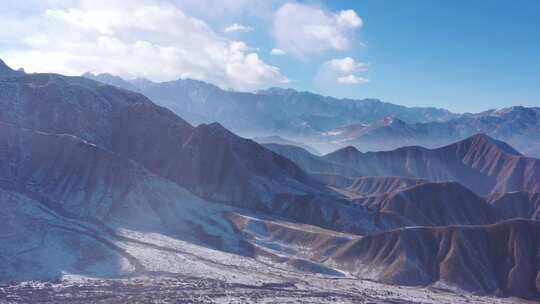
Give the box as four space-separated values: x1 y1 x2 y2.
82 72 456 135
266 133 540 196
321 107 540 157
83 72 540 159
1 60 539 302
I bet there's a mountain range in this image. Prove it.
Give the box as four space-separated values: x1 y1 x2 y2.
265 133 540 197
321 107 540 157
1 59 539 302
82 72 456 135
83 72 540 159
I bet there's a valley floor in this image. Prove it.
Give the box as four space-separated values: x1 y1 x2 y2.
0 274 533 304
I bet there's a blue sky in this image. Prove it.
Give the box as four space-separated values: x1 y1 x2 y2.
327 0 540 112
0 0 538 113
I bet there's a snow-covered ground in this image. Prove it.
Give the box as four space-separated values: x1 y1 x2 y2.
1 273 534 304
0 175 535 303
0 190 534 303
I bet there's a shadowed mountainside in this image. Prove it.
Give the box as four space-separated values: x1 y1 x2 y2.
345 176 429 197
0 62 408 235
323 134 540 196
0 67 319 212
330 219 540 300
488 191 540 220
351 182 495 226
264 134 540 196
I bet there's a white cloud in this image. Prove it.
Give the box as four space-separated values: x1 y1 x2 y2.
272 3 362 56
223 23 253 33
171 0 284 19
337 10 362 28
0 1 287 91
326 57 368 74
317 57 369 85
337 74 369 84
270 48 286 55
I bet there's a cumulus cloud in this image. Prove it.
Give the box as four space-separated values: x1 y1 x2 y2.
223 23 253 33
272 3 362 56
270 48 286 55
337 74 369 84
172 0 284 19
0 1 287 91
317 57 369 85
326 57 368 74
337 10 362 28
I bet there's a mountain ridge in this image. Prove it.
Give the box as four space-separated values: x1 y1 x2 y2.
82 72 458 136
0 61 411 235
324 107 540 157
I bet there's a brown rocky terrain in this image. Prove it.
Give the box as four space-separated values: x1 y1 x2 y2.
351 182 495 226
346 176 429 197
489 191 540 220
322 133 540 196
0 64 321 215
330 219 540 300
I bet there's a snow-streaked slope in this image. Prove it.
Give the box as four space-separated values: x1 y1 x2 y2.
0 120 405 282
0 188 135 282
0 68 327 225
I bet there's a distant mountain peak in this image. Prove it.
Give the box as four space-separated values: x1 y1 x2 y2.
195 122 237 139
326 145 362 160
467 133 492 141
82 71 139 92
459 133 522 156
82 72 125 82
0 58 9 69
342 145 360 153
0 59 23 77
255 87 298 95
130 77 155 89
488 106 540 118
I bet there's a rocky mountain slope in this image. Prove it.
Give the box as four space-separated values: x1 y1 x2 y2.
488 191 540 220
0 63 322 214
346 176 428 197
330 219 540 300
351 182 495 226
265 134 540 197
0 120 396 281
324 134 540 196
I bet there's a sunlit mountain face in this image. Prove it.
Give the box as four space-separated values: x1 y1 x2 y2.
1 1 540 303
